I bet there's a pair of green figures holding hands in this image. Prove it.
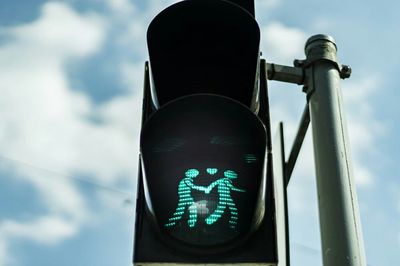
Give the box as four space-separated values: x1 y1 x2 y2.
165 168 245 229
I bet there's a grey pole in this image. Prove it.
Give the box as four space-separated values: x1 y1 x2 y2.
302 35 366 266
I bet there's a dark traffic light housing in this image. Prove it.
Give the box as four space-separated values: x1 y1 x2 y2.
134 0 287 265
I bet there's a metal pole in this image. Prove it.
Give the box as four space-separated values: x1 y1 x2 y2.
303 35 366 266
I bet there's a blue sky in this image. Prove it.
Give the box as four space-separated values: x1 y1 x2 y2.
0 0 398 265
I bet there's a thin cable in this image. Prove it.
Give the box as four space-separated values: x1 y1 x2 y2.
0 154 134 197
292 241 321 255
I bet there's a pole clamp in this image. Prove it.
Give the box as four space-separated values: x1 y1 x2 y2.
294 58 351 80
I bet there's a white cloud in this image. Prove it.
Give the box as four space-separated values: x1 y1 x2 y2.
352 164 374 187
108 0 165 59
107 0 136 14
0 216 77 245
0 238 8 266
265 23 316 214
4 2 106 58
118 62 146 93
257 0 281 9
343 76 384 187
0 1 142 264
261 22 308 64
0 0 141 191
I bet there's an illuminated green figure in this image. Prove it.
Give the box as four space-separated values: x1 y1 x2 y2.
205 170 245 229
165 169 207 228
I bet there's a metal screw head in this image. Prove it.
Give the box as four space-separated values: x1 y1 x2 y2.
293 59 304 67
340 65 352 79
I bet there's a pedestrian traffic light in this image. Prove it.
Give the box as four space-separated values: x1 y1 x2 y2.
134 0 283 265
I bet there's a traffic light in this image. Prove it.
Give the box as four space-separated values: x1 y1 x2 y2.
134 0 284 264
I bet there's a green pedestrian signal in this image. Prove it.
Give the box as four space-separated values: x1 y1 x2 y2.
165 168 246 230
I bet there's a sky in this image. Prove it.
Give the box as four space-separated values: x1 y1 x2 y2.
0 0 398 265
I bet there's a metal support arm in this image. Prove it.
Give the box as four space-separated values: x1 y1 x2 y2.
266 63 305 85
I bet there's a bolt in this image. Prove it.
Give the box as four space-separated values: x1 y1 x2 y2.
294 59 304 67
340 65 352 79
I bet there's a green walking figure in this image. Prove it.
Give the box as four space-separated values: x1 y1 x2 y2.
165 168 207 228
205 170 245 229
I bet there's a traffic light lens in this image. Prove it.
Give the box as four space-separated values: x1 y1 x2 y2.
140 94 267 251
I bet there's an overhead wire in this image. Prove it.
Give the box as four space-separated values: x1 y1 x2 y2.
0 154 134 198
